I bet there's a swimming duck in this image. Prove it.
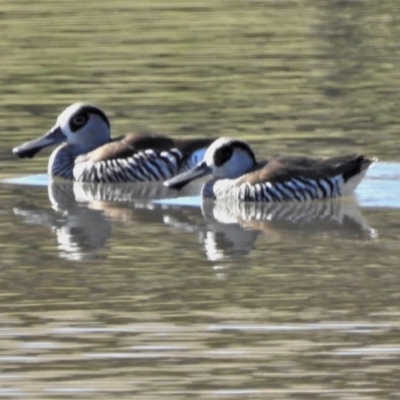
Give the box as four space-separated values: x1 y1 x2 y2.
164 137 376 201
13 103 213 183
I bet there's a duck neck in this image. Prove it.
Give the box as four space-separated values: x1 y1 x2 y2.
48 144 76 180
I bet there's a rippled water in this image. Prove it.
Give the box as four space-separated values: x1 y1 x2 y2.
2 0 400 399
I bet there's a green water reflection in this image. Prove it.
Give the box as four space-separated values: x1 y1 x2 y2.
1 0 400 398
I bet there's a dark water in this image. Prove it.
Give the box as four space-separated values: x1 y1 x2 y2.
1 0 400 398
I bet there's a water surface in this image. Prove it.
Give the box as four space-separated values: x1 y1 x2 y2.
1 0 400 398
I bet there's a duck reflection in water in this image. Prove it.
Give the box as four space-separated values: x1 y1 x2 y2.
13 179 377 263
194 198 376 262
13 180 205 261
14 182 111 261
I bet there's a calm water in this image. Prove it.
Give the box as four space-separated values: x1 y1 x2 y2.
1 0 400 398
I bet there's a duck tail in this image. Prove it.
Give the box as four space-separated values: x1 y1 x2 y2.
342 155 377 196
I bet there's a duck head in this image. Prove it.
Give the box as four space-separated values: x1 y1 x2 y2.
164 137 257 189
13 103 111 158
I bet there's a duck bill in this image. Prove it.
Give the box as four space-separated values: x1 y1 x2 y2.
164 161 212 190
12 126 65 158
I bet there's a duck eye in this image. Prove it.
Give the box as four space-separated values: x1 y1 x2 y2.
70 113 88 132
73 114 87 126
214 146 233 167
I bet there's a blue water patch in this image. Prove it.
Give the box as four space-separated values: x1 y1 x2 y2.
366 161 400 180
2 174 49 187
152 196 202 207
356 178 400 208
357 161 400 208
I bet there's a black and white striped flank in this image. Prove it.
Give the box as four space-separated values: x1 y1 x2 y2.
73 148 186 183
236 175 344 202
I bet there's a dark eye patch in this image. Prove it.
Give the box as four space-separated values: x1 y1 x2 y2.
70 112 89 132
214 146 233 167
